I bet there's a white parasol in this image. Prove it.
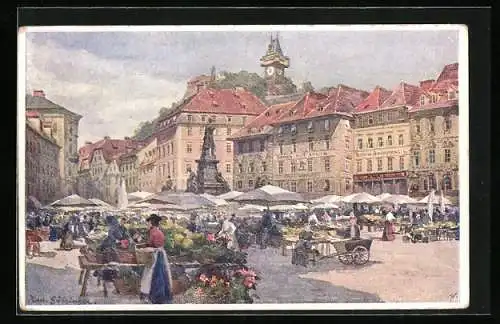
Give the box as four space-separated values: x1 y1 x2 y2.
428 190 435 223
439 191 446 213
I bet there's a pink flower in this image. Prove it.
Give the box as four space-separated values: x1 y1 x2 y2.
194 287 205 297
207 234 215 242
199 274 209 283
243 276 255 288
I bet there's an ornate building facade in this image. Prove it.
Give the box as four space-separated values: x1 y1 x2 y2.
352 83 420 195
154 87 267 191
137 137 158 193
231 86 369 199
407 63 459 201
77 137 140 203
119 150 139 193
25 117 61 204
26 90 82 196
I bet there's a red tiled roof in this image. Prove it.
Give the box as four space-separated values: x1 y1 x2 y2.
435 63 458 85
380 82 421 108
276 92 329 123
309 85 369 118
230 100 298 139
354 86 392 113
78 138 141 169
161 88 267 120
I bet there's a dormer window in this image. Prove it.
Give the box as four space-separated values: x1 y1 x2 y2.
265 111 270 117
290 124 297 134
187 114 193 122
431 93 438 104
420 95 426 106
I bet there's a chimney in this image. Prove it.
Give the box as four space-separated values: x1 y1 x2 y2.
124 136 130 140
104 136 110 140
85 141 93 145
419 79 435 91
32 90 46 97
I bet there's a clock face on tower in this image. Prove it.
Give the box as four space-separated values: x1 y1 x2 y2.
266 66 275 76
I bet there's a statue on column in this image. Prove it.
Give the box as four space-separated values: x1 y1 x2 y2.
201 119 217 159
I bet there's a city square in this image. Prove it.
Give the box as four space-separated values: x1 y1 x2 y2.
21 26 464 309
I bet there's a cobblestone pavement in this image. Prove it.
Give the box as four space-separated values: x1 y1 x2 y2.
24 245 382 305
245 247 383 303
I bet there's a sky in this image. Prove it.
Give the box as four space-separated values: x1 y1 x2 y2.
24 28 459 148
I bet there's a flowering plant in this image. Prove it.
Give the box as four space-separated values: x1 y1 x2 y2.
184 267 260 304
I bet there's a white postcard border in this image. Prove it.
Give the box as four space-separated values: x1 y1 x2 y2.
17 24 469 312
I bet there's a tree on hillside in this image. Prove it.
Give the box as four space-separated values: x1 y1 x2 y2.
213 70 268 99
132 120 156 140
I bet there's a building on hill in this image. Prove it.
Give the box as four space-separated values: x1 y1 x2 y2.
230 85 369 199
407 63 459 201
260 33 298 103
154 87 267 192
77 137 141 203
352 83 418 195
25 116 62 204
26 90 82 197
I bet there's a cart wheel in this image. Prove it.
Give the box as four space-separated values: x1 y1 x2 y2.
338 254 354 265
352 246 370 265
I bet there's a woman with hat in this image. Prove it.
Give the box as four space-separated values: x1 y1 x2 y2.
139 214 173 304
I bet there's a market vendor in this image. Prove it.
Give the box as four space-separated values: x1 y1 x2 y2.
348 216 361 239
99 215 126 250
139 214 173 304
216 214 239 250
382 210 396 241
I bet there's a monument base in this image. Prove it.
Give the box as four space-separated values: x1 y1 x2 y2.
195 158 230 195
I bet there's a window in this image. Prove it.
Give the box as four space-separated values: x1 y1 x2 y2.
398 134 404 146
237 181 242 189
226 163 231 173
387 135 393 146
291 182 297 192
238 163 243 173
445 117 452 131
226 142 232 153
428 149 436 164
291 162 296 173
201 115 206 122
186 164 192 173
324 158 330 172
227 116 232 123
448 90 457 100
248 180 254 189
431 94 438 103
429 175 437 190
420 95 425 106
260 140 265 151
345 137 350 149
279 141 284 155
357 138 363 149
356 160 362 173
307 121 314 133
278 161 284 174
308 159 313 172
186 143 192 153
226 127 232 136
345 159 349 171
367 160 373 172
429 119 435 133
416 124 421 134
307 181 313 192
324 179 330 191
413 151 420 167
308 137 314 151
377 137 383 148
368 117 374 125
443 175 452 190
262 162 267 172
399 156 405 170
377 158 382 171
248 162 255 173
291 124 297 134
324 119 330 130
387 157 393 171
292 140 297 153
187 127 192 136
324 136 330 150
345 179 351 192
299 161 305 171
444 149 451 163
199 126 205 135
368 138 373 148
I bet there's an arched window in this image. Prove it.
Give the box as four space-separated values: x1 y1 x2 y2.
387 135 393 146
423 179 428 191
429 175 437 190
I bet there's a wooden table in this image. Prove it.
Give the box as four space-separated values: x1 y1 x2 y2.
77 256 145 297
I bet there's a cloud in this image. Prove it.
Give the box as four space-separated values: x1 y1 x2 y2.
25 37 186 148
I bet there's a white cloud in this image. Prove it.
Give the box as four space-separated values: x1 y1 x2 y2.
25 38 186 148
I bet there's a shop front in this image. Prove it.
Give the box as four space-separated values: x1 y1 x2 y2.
353 171 408 195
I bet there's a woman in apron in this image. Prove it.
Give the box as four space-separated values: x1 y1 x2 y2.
139 214 173 304
216 214 239 250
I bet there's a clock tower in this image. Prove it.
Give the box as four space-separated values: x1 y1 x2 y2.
260 33 291 96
